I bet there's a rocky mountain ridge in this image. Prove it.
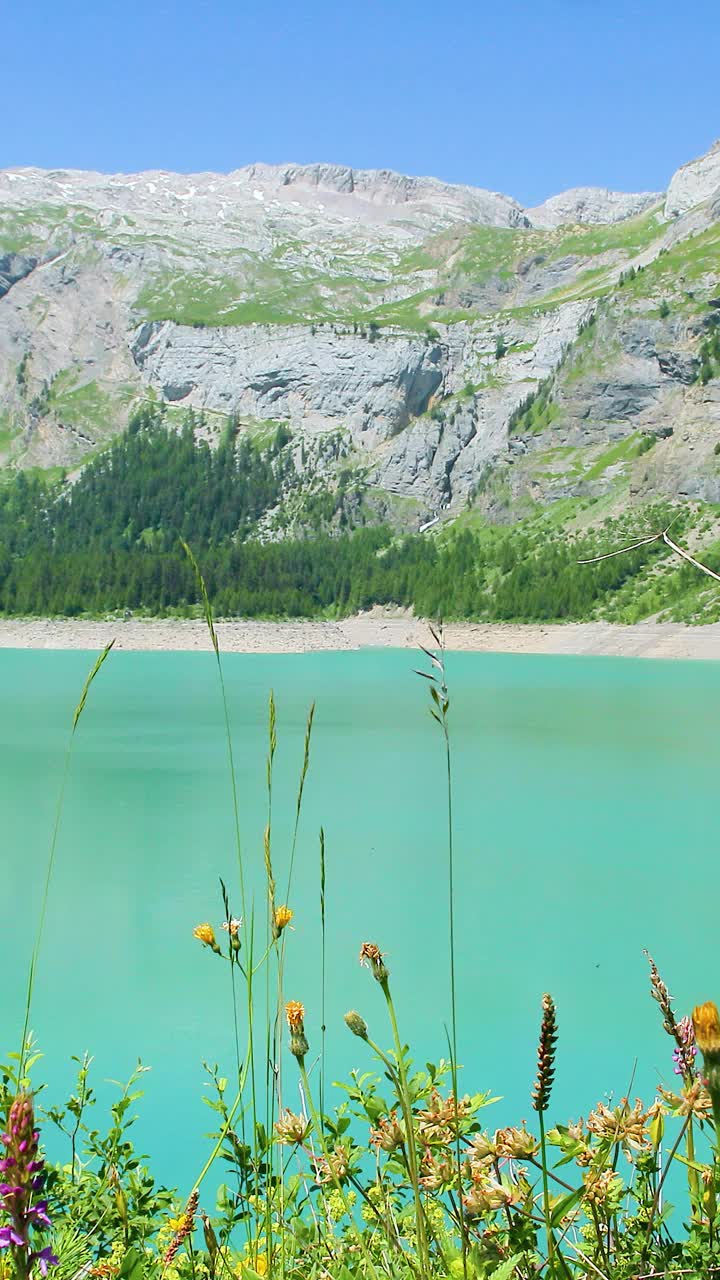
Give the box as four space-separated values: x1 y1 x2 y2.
1 141 720 534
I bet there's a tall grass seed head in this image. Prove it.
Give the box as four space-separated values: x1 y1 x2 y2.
162 1188 198 1266
532 993 557 1113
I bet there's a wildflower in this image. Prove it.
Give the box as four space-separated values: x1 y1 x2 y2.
359 942 389 984
673 1015 697 1078
344 1010 369 1040
494 1124 538 1160
274 905 294 934
370 1111 404 1153
285 1001 309 1062
285 1001 304 1031
222 917 242 937
192 923 222 955
313 1142 351 1186
325 1188 354 1221
419 1150 456 1191
274 1110 310 1145
463 1170 516 1218
659 1080 712 1121
162 1188 198 1267
466 1131 497 1165
693 1001 720 1056
693 1002 720 1125
0 1092 57 1276
416 1089 472 1143
583 1167 623 1210
586 1098 648 1153
532 993 558 1113
236 1254 268 1277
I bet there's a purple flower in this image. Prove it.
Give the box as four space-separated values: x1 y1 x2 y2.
27 1202 51 1228
31 1246 58 1276
0 1223 26 1247
0 1182 23 1197
0 1093 53 1265
673 1016 698 1076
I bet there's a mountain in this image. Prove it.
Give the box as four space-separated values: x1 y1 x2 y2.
1 143 720 554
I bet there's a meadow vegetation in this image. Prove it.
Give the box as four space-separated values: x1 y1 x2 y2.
4 549 720 1280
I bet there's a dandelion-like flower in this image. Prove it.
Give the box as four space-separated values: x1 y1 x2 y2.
0 1093 57 1276
693 1001 720 1055
274 905 294 935
222 917 242 938
285 1001 309 1061
285 1001 305 1031
532 993 558 1113
359 942 389 984
692 1001 720 1128
192 923 222 955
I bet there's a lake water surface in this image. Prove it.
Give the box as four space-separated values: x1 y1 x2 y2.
0 647 717 1194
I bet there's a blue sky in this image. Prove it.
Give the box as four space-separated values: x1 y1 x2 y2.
3 0 718 205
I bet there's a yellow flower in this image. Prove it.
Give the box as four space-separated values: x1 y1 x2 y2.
236 1254 268 1277
274 905 294 933
193 923 221 954
693 1001 720 1055
285 1000 305 1031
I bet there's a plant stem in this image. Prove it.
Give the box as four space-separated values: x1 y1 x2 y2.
538 1110 556 1277
380 979 431 1278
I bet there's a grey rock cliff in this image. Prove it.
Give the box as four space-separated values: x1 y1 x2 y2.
665 140 720 218
2 143 720 527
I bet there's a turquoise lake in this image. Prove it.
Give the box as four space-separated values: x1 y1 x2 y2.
0 646 718 1196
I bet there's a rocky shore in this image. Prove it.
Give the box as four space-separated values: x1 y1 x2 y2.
1 615 720 659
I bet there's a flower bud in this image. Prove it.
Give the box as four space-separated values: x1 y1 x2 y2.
344 1010 369 1040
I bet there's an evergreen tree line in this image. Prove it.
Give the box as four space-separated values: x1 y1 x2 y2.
0 406 676 619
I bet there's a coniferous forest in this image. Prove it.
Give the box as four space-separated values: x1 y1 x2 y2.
0 405 712 621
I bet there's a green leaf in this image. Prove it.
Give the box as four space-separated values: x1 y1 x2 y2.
488 1255 523 1280
118 1247 145 1280
672 1151 707 1173
550 1187 583 1226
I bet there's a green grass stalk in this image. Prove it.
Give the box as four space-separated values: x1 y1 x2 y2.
19 640 114 1079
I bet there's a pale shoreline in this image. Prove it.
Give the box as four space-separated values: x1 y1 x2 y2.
1 614 720 659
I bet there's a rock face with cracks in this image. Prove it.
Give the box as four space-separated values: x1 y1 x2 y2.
2 145 720 526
